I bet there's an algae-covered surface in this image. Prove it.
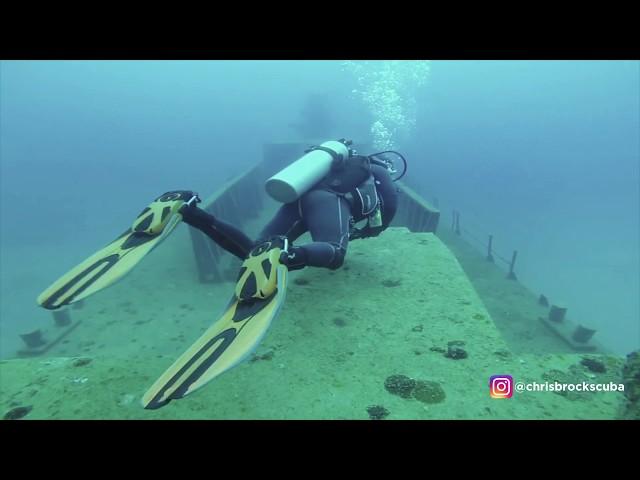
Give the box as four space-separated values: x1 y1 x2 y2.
0 229 628 419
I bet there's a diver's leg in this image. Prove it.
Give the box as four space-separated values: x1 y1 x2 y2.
180 205 253 260
248 202 308 270
293 189 351 270
256 202 308 243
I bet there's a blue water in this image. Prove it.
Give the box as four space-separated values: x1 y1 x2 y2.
1 60 638 357
407 60 639 354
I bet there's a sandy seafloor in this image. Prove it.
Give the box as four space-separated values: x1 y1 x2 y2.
0 227 628 419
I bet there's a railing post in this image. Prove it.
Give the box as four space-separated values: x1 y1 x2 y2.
507 250 518 280
53 309 71 327
549 304 567 323
572 325 597 343
486 235 494 262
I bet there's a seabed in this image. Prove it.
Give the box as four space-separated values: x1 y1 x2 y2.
0 228 628 420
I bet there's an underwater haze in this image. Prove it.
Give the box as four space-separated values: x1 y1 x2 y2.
0 60 367 355
0 60 638 420
405 60 639 355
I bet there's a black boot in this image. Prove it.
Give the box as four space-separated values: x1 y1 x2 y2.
279 245 308 271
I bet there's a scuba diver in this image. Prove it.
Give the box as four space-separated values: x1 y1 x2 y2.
36 138 407 409
37 138 406 310
176 139 403 272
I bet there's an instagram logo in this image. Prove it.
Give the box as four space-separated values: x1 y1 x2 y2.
489 375 513 398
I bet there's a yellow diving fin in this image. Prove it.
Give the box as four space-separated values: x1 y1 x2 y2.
142 237 289 410
37 191 199 310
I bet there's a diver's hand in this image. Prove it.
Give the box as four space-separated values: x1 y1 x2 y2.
349 225 383 240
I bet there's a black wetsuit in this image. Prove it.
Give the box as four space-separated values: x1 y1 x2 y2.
181 163 398 270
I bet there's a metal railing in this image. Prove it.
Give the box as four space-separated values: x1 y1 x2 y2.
451 209 519 280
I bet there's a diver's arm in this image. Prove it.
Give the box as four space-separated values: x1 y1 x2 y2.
353 164 398 239
349 165 398 240
372 164 398 229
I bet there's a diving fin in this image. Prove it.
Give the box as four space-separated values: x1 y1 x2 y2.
141 236 289 410
37 191 199 310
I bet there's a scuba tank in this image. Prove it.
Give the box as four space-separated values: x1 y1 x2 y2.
265 139 352 203
265 138 408 238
